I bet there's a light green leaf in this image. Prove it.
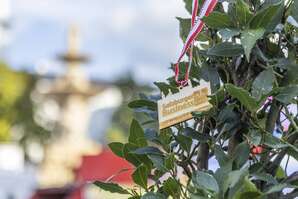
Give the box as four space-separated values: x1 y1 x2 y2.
129 119 147 147
93 181 130 194
241 29 265 61
251 68 275 100
192 171 219 193
225 84 259 112
207 42 244 57
247 129 262 146
132 164 148 189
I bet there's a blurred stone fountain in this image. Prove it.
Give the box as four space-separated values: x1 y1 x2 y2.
36 26 106 188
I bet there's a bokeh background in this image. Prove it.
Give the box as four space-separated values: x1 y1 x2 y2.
0 0 188 198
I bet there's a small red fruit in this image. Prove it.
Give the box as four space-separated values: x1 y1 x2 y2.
251 146 263 155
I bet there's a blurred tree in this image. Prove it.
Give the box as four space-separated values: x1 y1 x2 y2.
0 62 50 161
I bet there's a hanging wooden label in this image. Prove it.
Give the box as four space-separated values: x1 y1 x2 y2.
158 81 212 129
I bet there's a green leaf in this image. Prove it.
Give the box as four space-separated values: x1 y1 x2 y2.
218 28 240 40
249 1 283 29
177 17 191 42
129 119 147 147
203 11 233 29
176 134 192 153
214 145 230 167
251 68 275 100
163 178 180 198
132 164 148 189
184 127 211 142
93 181 130 194
123 143 152 168
290 0 298 23
128 99 157 111
233 142 250 168
154 82 179 96
229 0 253 29
148 154 166 171
200 63 220 93
247 129 262 146
276 166 287 179
192 171 219 193
265 183 289 194
165 153 175 170
275 85 298 104
133 146 163 156
251 173 278 185
263 133 288 149
241 29 265 61
108 142 124 158
207 42 244 57
225 84 259 112
141 192 166 199
227 166 249 188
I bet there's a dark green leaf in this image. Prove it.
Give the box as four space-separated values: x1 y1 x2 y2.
241 29 265 61
176 134 192 153
263 133 288 149
227 166 249 188
251 68 275 100
251 173 278 185
249 1 283 29
141 192 166 199
129 119 147 147
93 181 130 194
200 63 220 93
192 171 219 193
203 12 233 29
214 145 230 167
165 153 175 170
218 28 240 40
207 42 244 57
128 99 157 111
233 142 250 168
132 164 148 189
163 178 180 198
265 183 289 194
290 0 298 23
133 146 163 156
108 142 124 158
229 0 253 28
177 17 191 42
148 154 166 171
184 127 211 142
226 84 259 112
123 143 152 168
275 85 298 104
247 129 262 146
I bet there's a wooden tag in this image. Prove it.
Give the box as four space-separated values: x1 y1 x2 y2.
158 81 212 129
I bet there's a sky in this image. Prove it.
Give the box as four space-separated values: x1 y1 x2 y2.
3 0 189 84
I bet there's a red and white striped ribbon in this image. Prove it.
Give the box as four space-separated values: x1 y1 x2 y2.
174 0 218 86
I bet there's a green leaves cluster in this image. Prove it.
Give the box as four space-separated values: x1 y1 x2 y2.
94 0 298 198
